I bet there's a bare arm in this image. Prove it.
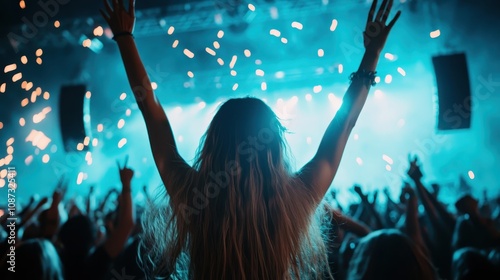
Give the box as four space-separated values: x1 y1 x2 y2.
101 0 194 198
104 160 135 258
297 0 401 201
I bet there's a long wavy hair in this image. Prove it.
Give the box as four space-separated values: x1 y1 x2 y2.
140 97 330 279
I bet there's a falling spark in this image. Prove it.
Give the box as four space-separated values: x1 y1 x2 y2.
187 71 194 78
430 29 441 38
270 29 281 37
382 154 394 164
356 157 363 165
248 3 255 11
397 67 406 76
281 37 288 44
232 83 239 91
318 49 324 57
330 19 338 31
213 41 220 49
12 73 22 82
42 154 50 163
229 55 237 69
385 75 393 84
117 119 125 129
205 47 216 56
217 58 224 66
384 53 395 60
4 64 17 73
167 26 175 35
291 21 303 30
261 82 267 91
217 30 224 38
183 49 194 58
255 69 265 76
172 39 179 48
468 170 475 180
244 49 251 57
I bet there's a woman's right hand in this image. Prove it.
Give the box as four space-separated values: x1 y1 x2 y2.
100 0 136 35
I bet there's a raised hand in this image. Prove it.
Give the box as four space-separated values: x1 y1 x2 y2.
407 155 423 181
364 0 401 54
100 0 136 36
117 155 134 188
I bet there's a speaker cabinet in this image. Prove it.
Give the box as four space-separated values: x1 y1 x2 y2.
59 84 87 152
432 53 472 130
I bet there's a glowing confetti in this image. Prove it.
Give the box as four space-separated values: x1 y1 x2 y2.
255 69 265 76
31 91 37 103
33 106 53 124
230 70 237 76
25 155 33 166
468 170 475 180
229 55 237 69
12 73 22 82
0 170 6 178
120 93 127 100
385 75 393 84
248 3 255 11
270 29 281 37
167 26 175 35
217 58 224 66
386 165 392 171
54 20 60 28
19 118 25 126
275 71 285 79
0 83 6 93
172 40 179 48
291 21 303 30
205 47 216 56
397 67 406 76
187 71 194 78
374 76 381 84
36 48 43 56
25 130 51 150
20 0 26 9
305 94 312 101
232 83 239 91
21 56 28 64
338 64 344 74
97 124 103 132
77 172 84 185
6 138 14 146
0 180 4 188
318 49 324 57
117 119 125 129
384 53 395 60
382 154 394 164
77 143 84 151
0 122 3 129
42 154 50 163
330 19 338 31
356 157 363 165
430 29 441 38
125 109 131 116
83 136 90 146
183 49 195 58
151 82 158 90
92 138 98 147
255 59 262 65
244 49 251 57
4 155 13 165
198 101 206 109
217 30 224 38
4 64 17 73
261 82 267 91
281 38 288 44
213 41 220 49
25 82 33 91
313 85 322 93
82 39 91 47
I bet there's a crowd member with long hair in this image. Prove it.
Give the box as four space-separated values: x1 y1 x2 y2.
100 0 400 278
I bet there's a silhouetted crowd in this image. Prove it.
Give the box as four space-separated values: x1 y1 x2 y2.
1 156 499 279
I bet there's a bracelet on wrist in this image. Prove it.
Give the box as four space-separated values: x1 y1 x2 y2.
349 69 378 87
112 32 134 41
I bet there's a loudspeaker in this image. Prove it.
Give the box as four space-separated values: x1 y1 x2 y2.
432 53 472 130
59 84 87 152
